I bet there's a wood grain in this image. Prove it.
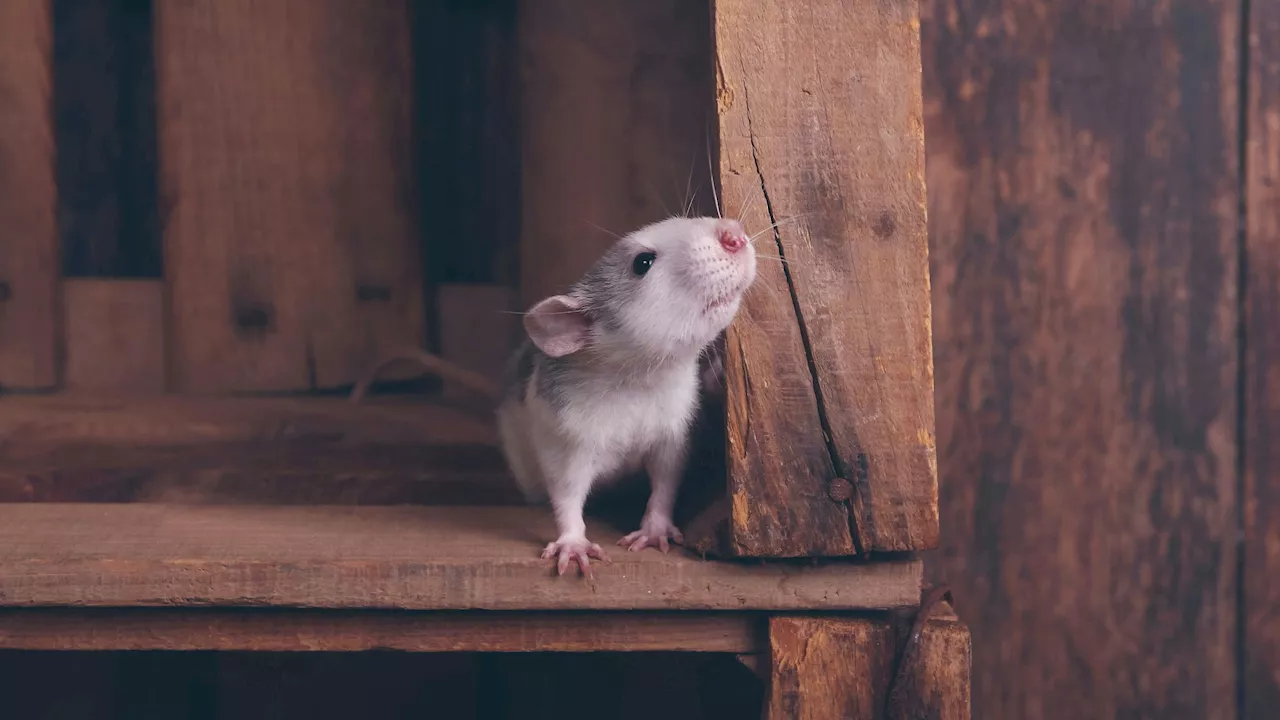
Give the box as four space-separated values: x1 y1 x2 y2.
0 504 921 611
923 1 1239 718
765 612 970 719
156 0 423 393
715 0 937 556
437 283 519 402
0 609 763 653
0 395 514 505
517 0 715 305
62 279 165 393
0 0 58 390
1246 0 1280 716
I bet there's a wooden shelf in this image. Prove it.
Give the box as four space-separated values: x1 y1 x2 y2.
0 608 765 653
0 394 520 505
0 504 921 611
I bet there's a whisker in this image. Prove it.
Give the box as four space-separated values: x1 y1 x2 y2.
499 309 582 316
704 124 722 219
582 220 622 240
682 153 697 218
749 214 811 243
645 176 674 218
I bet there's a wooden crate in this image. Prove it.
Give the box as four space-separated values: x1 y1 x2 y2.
0 2 960 714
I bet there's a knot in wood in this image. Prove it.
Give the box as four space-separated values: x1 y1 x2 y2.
827 477 853 502
0 281 11 303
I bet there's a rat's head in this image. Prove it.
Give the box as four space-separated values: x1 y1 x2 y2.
523 216 756 362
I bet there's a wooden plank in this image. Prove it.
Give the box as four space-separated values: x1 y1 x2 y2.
156 0 423 393
517 0 715 305
1247 1 1280 716
0 504 921 611
0 395 493 448
0 0 58 390
0 609 763 653
0 395 513 505
714 0 936 556
63 279 165 393
437 283 519 401
765 611 970 719
922 1 1239 718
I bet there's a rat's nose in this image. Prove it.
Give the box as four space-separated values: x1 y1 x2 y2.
718 226 748 254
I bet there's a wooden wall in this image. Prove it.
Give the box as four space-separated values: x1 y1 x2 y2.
922 0 1264 718
12 0 1280 716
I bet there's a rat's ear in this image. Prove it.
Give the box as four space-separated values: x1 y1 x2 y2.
523 295 591 357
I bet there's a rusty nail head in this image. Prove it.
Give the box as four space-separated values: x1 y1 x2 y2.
827 477 853 502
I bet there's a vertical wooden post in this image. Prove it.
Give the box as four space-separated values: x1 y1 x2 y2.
713 0 938 556
156 0 423 393
517 0 714 306
0 0 58 390
766 611 970 720
1247 0 1280 716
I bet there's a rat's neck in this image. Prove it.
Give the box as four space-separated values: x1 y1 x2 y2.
565 342 703 385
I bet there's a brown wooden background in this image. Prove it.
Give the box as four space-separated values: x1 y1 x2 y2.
2 0 1278 718
924 0 1276 719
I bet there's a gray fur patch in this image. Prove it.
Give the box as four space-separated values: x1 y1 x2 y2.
501 340 538 403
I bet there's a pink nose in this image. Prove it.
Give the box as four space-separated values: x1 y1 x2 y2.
718 227 748 253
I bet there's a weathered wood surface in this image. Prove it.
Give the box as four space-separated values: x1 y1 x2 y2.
518 0 714 305
765 610 970 719
156 0 423 393
1247 1 1280 717
0 395 514 505
923 1 1240 718
62 280 166 393
437 283 519 402
0 504 921 611
715 0 938 557
0 0 58 390
0 609 762 653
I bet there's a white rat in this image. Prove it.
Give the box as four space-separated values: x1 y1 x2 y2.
352 215 756 576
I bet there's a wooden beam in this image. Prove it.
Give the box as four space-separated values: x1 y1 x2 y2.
1247 0 1280 716
924 0 1239 718
63 280 166 393
765 608 970 719
0 609 764 653
0 395 513 505
0 504 921 611
517 0 715 305
156 0 423 392
0 0 58 390
714 0 937 556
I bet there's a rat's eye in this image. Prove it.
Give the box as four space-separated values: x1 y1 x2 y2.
632 251 656 277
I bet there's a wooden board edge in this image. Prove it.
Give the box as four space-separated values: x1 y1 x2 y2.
0 609 766 653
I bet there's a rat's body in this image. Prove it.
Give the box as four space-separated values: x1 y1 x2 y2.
353 216 755 575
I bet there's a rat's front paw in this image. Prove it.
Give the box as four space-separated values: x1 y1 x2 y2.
541 536 610 577
618 516 684 553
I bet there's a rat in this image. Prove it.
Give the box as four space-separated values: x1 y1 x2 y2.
350 215 756 576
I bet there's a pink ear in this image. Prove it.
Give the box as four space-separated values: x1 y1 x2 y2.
523 295 591 357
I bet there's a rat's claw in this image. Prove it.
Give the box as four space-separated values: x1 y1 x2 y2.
543 538 609 577
619 520 684 553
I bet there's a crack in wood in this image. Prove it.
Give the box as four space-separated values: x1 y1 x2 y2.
739 69 864 555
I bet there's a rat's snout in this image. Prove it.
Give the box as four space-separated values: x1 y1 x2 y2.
717 222 748 254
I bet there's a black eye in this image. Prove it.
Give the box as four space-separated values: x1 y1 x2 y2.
632 251 656 276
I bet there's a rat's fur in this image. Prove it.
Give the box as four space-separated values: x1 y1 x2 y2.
497 216 756 575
